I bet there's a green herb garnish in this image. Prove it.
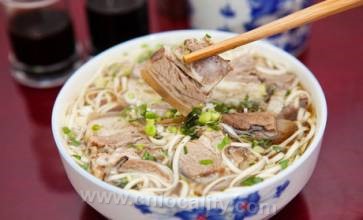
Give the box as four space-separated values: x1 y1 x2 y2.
241 176 264 186
145 111 158 119
181 107 202 139
144 119 157 137
217 136 231 150
118 177 129 188
62 127 71 135
134 143 145 151
272 145 282 152
183 146 188 155
164 109 178 118
279 159 289 169
240 95 260 112
198 111 220 125
167 126 178 133
80 163 89 171
285 89 291 97
251 139 272 149
72 155 81 160
137 104 147 117
142 151 157 161
214 102 231 113
181 107 221 139
91 124 102 132
199 159 213 166
62 126 81 146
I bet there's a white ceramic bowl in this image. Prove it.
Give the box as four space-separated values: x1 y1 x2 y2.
52 30 327 220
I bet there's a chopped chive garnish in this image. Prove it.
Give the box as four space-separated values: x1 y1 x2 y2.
164 108 178 118
145 111 157 119
80 163 89 171
62 127 71 135
142 151 156 161
134 143 145 151
91 124 101 132
167 126 178 133
118 177 129 188
272 145 282 152
62 126 81 146
72 155 81 160
241 176 264 186
285 89 291 97
70 138 81 146
199 159 213 166
183 146 188 155
217 136 231 150
144 119 157 137
279 159 289 169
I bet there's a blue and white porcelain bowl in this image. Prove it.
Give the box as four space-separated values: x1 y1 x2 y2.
189 0 313 56
52 30 327 220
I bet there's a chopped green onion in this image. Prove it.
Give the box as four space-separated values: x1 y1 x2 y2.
198 111 212 124
253 146 265 154
161 149 168 157
91 124 102 132
205 33 211 38
62 127 71 135
285 89 291 97
145 111 158 119
217 136 231 150
72 155 81 160
199 159 213 166
137 104 147 117
213 102 231 113
183 146 188 155
198 111 220 125
210 112 220 121
164 109 177 118
279 159 289 169
144 119 157 137
272 145 282 152
142 151 156 161
134 143 145 151
241 176 264 186
62 126 81 146
240 95 260 112
70 138 81 146
251 139 272 149
80 163 89 171
118 177 129 188
181 107 202 139
167 126 178 133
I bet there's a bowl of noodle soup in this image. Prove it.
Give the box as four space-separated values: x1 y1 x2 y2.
52 30 327 220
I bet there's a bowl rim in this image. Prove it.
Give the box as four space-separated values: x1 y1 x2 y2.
52 29 328 204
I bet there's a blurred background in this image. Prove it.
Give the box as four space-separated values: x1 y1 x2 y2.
0 0 363 220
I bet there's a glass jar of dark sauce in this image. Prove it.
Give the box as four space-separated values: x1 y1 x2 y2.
86 0 149 54
4 0 82 88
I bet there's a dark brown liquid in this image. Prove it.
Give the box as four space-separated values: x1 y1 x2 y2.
86 0 149 54
8 10 76 66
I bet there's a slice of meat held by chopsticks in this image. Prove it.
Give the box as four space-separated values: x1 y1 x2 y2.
141 38 232 116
